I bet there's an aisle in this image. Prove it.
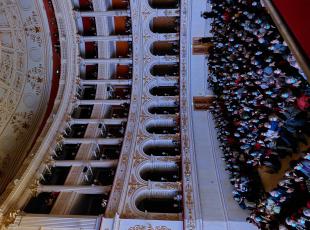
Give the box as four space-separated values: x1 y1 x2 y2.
188 1 257 229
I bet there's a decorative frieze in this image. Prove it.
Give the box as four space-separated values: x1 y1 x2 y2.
128 224 172 230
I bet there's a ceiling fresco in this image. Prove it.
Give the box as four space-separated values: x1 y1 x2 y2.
0 0 52 193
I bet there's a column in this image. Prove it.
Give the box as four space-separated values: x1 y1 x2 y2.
80 79 132 85
75 10 130 17
80 35 132 42
76 99 130 106
10 214 99 229
63 138 123 145
155 56 179 63
156 33 180 41
38 185 112 194
156 9 180 17
70 118 127 125
81 58 132 65
54 159 118 168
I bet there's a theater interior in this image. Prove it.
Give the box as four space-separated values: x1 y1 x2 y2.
0 0 309 229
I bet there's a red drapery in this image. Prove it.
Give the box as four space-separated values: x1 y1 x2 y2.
27 0 61 152
273 0 310 59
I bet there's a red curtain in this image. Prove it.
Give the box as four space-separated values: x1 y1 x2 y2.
273 0 310 59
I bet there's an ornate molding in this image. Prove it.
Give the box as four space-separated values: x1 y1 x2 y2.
0 0 78 222
0 209 21 227
106 0 184 220
179 0 202 229
105 0 145 216
128 225 172 230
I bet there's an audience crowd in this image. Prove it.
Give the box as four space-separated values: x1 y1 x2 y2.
203 0 310 229
248 153 310 229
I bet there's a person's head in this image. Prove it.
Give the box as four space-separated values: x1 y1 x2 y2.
255 80 261 85
281 92 290 98
264 24 271 30
255 68 263 75
246 217 254 224
252 1 258 6
269 191 280 197
286 217 297 227
279 224 288 230
258 37 266 44
286 188 294 193
255 18 262 24
278 180 286 187
279 196 286 203
264 123 271 128
285 77 297 84
303 208 310 217
274 69 281 74
294 164 303 171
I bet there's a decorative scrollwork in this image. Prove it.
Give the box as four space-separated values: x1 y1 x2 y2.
0 209 21 226
128 225 171 230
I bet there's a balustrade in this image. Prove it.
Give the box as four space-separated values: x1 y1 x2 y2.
15 0 187 223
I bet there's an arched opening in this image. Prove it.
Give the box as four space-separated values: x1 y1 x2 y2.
149 86 179 96
149 106 179 114
146 118 179 134
148 100 179 114
150 64 179 76
140 163 180 182
150 17 179 34
136 191 182 213
148 0 179 9
143 140 180 156
150 41 179 56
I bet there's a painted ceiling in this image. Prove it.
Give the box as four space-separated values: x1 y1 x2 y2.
0 0 52 193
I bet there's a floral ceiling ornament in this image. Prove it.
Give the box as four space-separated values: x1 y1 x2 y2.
24 11 42 46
